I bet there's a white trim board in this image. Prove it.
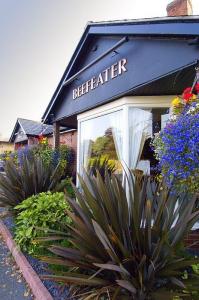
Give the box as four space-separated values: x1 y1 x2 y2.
77 96 174 121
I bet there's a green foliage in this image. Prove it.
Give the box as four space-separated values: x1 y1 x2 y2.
54 177 75 198
88 156 116 179
0 155 64 210
14 192 71 255
0 150 17 164
192 263 199 275
32 143 75 177
40 170 199 299
32 144 53 167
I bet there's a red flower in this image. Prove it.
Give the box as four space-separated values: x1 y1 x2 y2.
182 87 194 102
183 87 192 94
38 134 44 141
195 83 199 93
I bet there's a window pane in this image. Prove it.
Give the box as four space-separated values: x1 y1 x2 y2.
79 110 123 175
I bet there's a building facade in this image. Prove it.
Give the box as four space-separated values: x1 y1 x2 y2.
9 118 54 149
42 6 199 178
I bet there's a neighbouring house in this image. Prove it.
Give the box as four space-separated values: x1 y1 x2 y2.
9 118 54 149
9 118 77 156
42 0 199 178
0 141 14 154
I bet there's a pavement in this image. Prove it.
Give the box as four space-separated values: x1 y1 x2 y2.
0 235 33 300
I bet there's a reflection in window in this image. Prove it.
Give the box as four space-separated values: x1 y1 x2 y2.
80 110 123 175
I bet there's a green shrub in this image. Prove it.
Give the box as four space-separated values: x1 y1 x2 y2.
54 177 75 198
32 143 75 177
14 192 71 255
192 264 199 275
42 170 199 300
0 155 64 210
31 144 53 167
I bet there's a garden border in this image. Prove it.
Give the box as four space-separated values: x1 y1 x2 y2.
0 220 53 300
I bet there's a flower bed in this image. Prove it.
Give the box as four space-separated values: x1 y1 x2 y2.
1 210 70 300
0 143 75 299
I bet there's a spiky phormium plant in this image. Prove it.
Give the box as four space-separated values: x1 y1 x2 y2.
40 170 199 299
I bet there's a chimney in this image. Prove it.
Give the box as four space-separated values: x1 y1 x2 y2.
167 0 193 16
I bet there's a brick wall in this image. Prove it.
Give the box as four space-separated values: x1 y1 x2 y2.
28 136 39 146
167 0 193 16
185 229 199 250
47 130 77 150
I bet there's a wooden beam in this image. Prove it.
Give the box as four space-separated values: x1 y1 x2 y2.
53 122 60 149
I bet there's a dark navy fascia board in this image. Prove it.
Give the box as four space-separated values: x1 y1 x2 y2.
88 18 199 36
89 23 199 36
42 17 199 123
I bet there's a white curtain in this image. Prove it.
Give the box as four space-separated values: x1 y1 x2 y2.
129 108 152 173
82 139 92 170
110 111 123 163
80 120 93 173
161 113 170 130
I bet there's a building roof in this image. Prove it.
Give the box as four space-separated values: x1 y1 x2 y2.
19 118 54 135
9 118 54 143
42 16 199 125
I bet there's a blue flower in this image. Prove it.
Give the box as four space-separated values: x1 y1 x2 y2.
153 108 199 193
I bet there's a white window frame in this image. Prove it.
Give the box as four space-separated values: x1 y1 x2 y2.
77 95 173 180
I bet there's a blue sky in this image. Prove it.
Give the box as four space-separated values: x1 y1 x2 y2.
0 0 199 140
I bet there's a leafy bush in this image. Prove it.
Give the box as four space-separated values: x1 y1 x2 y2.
2 141 75 178
32 143 75 177
0 150 17 164
192 264 199 275
31 144 53 167
54 177 75 198
0 155 64 210
14 192 71 255
41 170 199 299
52 145 75 177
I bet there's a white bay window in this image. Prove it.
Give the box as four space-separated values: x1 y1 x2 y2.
77 96 172 178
